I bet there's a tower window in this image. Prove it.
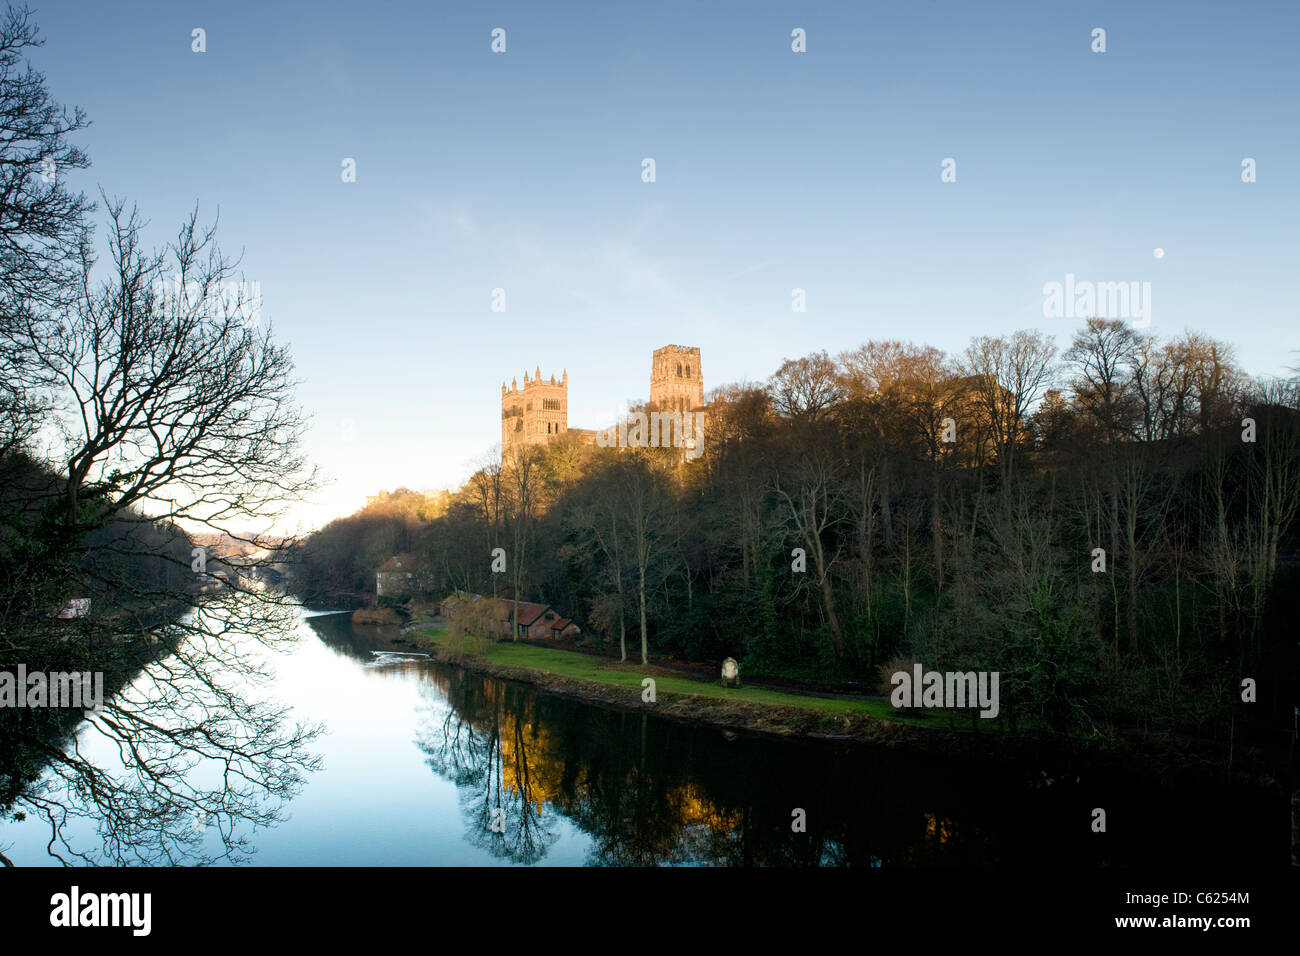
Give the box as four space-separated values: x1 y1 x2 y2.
676 363 682 377
686 364 691 377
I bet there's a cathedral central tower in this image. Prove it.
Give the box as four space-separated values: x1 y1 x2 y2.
649 345 704 415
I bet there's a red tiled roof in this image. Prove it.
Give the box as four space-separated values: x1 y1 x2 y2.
496 600 553 626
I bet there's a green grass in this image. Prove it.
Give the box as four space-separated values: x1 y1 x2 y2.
413 623 915 722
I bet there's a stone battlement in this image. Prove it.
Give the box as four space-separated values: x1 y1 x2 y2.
500 347 704 456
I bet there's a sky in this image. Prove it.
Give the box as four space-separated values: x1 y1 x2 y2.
25 0 1300 532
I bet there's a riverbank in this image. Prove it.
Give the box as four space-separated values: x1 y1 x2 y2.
404 621 1288 784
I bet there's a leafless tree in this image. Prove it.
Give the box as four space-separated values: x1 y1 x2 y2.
5 197 316 551
503 443 542 640
1064 318 1139 442
1 197 323 864
565 453 630 660
770 351 846 423
772 449 847 659
958 330 1057 481
467 448 505 596
621 455 672 665
0 4 93 457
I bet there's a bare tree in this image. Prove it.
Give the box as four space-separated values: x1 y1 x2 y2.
0 4 90 308
0 4 93 457
1 197 323 864
12 198 316 548
1064 318 1138 443
620 454 672 666
958 330 1057 481
467 448 505 597
566 454 630 660
769 351 846 423
772 449 846 660
503 443 542 640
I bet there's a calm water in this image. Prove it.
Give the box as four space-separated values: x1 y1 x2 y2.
1 608 1284 866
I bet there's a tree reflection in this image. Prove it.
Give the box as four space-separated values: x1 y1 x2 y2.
419 672 558 864
414 669 817 866
572 711 714 866
4 592 322 865
410 665 1034 867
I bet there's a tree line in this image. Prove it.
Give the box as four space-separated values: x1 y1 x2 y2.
295 322 1300 748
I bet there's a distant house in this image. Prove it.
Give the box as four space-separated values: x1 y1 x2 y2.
438 591 580 641
497 600 553 640
494 600 581 640
376 554 429 599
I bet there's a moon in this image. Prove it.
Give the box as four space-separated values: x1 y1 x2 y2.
1153 248 1165 259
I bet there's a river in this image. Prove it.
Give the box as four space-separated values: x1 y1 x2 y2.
0 606 1284 866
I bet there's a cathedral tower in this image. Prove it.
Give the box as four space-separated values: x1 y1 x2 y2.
649 345 704 415
502 368 568 456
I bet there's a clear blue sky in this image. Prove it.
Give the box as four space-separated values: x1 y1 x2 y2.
28 0 1300 530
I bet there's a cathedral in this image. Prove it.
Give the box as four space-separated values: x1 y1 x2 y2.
500 367 570 451
501 345 704 456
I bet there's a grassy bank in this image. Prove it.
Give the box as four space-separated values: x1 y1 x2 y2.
432 626 898 713
405 621 1014 747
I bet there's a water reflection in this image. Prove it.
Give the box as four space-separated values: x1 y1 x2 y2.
4 608 1283 867
412 666 978 866
420 679 559 864
394 639 1281 868
2 594 322 866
